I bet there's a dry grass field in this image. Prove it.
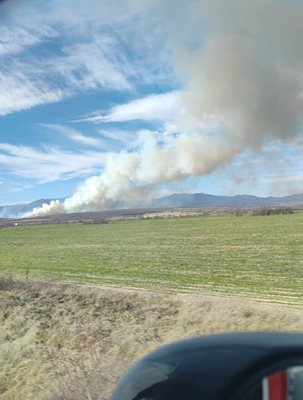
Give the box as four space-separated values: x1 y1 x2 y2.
1 276 303 400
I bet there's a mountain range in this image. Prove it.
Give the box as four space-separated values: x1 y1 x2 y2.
1 193 303 218
154 192 303 208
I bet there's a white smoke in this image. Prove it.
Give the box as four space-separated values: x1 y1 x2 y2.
28 0 303 217
28 128 243 216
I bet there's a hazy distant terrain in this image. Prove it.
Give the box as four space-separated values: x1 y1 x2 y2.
155 192 303 208
1 192 303 218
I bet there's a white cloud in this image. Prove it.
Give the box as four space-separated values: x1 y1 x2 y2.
0 21 171 117
0 61 67 116
0 143 107 183
97 128 137 146
0 31 134 116
284 134 303 150
47 37 132 92
78 92 180 123
0 1 171 116
10 183 34 193
0 25 57 56
24 0 136 32
42 124 105 148
77 92 221 140
260 173 303 185
68 132 105 148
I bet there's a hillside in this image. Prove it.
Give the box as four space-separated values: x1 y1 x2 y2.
154 192 303 208
1 193 303 218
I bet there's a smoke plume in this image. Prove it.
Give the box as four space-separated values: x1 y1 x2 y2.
28 0 303 217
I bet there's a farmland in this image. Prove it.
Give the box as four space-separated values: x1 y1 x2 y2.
1 211 303 399
1 211 303 304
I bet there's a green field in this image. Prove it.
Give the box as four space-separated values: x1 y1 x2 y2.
1 212 303 304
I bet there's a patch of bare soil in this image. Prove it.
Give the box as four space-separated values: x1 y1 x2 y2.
0 276 302 400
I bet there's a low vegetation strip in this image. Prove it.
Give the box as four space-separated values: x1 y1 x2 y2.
0 212 302 304
1 277 303 400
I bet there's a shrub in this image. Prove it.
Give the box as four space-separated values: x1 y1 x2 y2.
252 207 294 216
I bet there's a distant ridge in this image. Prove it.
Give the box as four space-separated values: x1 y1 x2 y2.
154 192 303 208
1 193 303 218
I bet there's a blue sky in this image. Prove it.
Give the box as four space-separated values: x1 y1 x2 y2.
0 0 302 206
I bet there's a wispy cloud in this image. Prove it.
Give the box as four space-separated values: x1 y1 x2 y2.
98 128 135 144
260 173 303 185
0 25 57 56
78 92 180 123
10 183 34 193
53 37 132 91
76 92 220 139
68 132 105 148
0 143 107 183
42 124 105 148
0 33 133 116
0 56 68 116
283 134 303 150
0 1 171 117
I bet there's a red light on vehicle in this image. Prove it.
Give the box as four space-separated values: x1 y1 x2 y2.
263 371 288 400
